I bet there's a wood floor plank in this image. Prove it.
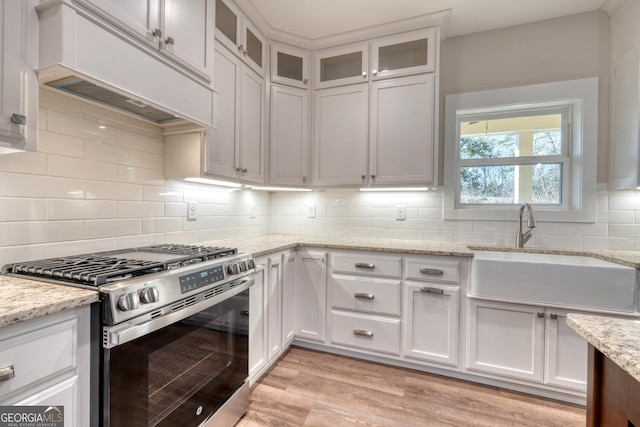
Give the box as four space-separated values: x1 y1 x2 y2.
239 347 586 427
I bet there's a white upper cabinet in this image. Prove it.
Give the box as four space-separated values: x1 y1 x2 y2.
215 0 265 75
369 74 436 185
206 45 264 183
271 42 310 89
370 28 436 80
270 85 310 186
608 0 640 190
314 84 369 186
314 43 369 89
74 0 214 81
0 0 38 152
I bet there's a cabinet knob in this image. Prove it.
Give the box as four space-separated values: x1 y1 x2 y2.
303 79 308 85
372 69 378 76
10 114 26 125
549 313 558 320
165 36 174 46
242 168 248 173
361 175 366 180
302 176 308 183
371 174 376 180
537 312 545 318
362 72 367 78
152 28 162 38
0 365 15 383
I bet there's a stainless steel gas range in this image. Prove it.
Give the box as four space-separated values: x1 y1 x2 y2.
2 244 256 427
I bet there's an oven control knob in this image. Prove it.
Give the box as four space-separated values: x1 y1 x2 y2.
239 261 247 272
117 292 140 311
247 259 255 269
139 287 160 304
227 263 239 275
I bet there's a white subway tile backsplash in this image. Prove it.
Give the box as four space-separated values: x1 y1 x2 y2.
45 238 116 259
86 181 142 201
417 230 454 242
582 236 635 250
117 129 164 154
47 200 116 220
436 219 474 232
143 186 183 202
117 165 165 185
48 154 117 181
47 110 118 144
163 230 200 244
608 194 640 210
453 231 493 245
38 131 84 158
142 217 183 234
0 244 46 267
532 234 582 249
164 202 187 217
608 224 640 238
0 152 47 174
0 198 46 221
117 201 164 218
142 152 164 170
85 140 142 166
84 219 142 239
116 233 165 249
0 221 84 246
0 173 84 199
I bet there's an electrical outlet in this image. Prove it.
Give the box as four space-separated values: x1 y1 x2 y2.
308 205 316 218
396 205 406 220
187 201 198 220
249 204 256 218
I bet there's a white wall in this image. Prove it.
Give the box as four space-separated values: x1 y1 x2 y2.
0 91 270 267
271 189 640 251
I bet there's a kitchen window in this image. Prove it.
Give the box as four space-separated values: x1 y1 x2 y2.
443 78 598 222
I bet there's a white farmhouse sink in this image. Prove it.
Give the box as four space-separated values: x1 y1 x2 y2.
470 251 638 312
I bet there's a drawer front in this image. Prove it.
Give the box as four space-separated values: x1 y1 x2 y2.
0 319 77 398
330 275 401 316
330 311 400 355
405 258 460 283
332 253 402 278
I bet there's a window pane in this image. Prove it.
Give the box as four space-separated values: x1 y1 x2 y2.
460 163 562 205
460 114 562 159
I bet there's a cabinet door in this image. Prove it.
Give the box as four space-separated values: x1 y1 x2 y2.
74 0 159 43
314 43 369 89
295 250 327 343
467 299 545 382
271 43 310 88
544 309 588 391
0 0 37 150
269 85 309 186
248 260 267 384
281 251 296 347
370 28 436 80
162 0 214 81
207 47 240 179
214 0 241 54
314 84 369 186
239 65 265 183
267 255 282 361
242 19 265 75
14 376 78 427
404 283 459 366
369 74 435 185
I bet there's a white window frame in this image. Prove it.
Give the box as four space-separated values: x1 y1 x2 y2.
443 78 598 223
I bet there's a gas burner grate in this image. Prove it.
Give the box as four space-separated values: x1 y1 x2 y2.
140 244 237 259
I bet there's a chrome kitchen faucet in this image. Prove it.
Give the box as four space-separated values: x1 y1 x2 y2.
516 203 536 248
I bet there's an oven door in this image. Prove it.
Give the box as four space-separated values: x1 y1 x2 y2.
103 286 250 427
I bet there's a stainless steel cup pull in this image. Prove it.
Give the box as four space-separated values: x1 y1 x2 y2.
355 263 375 269
0 365 15 383
354 293 374 300
353 329 373 337
420 268 444 276
420 287 443 294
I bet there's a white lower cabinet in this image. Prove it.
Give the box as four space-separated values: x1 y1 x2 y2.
281 251 296 347
267 254 282 361
330 310 400 355
467 299 588 392
403 283 459 366
294 250 327 343
248 258 268 383
0 306 91 427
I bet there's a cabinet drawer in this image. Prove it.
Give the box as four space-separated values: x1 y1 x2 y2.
405 258 460 283
0 319 76 398
330 275 400 316
332 253 401 278
330 311 400 355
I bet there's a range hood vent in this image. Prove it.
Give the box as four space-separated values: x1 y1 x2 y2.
45 76 180 125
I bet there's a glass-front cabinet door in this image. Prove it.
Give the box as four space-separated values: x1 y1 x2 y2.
215 0 240 52
243 19 264 75
271 42 310 89
314 43 369 89
370 28 436 80
215 0 264 75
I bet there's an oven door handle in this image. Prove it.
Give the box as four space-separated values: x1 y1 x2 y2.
104 276 254 349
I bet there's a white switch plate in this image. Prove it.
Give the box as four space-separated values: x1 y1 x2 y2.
307 205 316 218
249 204 256 218
187 201 198 220
396 205 406 220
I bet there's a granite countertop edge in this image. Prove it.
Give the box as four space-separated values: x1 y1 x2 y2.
3 234 640 328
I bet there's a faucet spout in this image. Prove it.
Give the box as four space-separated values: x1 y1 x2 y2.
516 203 536 248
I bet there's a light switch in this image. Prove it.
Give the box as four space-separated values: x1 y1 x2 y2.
188 201 198 220
308 205 316 218
396 205 406 220
249 204 256 218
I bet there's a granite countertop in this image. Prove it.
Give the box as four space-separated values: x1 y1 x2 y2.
567 313 640 382
3 233 640 329
0 275 99 328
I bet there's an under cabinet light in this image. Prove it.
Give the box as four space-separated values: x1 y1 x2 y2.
249 186 312 192
360 187 435 192
185 177 242 188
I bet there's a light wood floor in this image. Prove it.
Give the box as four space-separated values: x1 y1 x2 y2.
237 346 586 427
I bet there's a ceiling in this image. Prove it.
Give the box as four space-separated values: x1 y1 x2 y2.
248 0 609 39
